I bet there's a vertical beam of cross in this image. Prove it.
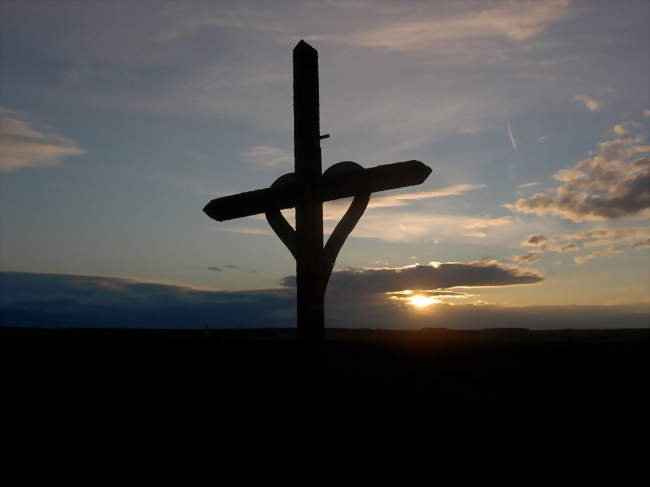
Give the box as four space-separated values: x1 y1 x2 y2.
293 40 325 342
203 40 432 343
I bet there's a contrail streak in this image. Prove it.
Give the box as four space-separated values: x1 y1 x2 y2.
507 122 518 151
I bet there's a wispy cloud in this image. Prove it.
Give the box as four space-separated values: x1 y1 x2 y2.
237 180 507 243
632 238 650 249
207 264 240 272
239 209 515 244
574 95 601 112
511 252 542 264
308 0 570 51
0 108 85 171
507 122 518 151
363 184 486 209
517 226 650 265
574 247 623 265
576 227 650 248
217 226 273 236
345 212 515 242
156 9 290 42
2 0 579 157
517 182 540 190
242 145 292 169
462 216 513 230
523 227 650 250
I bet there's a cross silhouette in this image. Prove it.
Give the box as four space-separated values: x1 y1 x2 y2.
204 40 431 342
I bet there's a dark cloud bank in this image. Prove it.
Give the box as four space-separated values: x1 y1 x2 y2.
0 272 293 329
1 269 648 329
282 260 542 294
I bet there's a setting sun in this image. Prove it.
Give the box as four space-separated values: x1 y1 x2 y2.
407 295 440 308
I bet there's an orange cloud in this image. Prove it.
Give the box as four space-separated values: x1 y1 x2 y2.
0 108 85 171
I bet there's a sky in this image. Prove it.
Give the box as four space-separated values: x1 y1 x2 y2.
1 0 649 329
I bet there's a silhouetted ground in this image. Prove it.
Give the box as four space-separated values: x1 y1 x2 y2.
2 327 648 416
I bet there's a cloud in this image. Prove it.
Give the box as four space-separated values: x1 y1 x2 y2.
0 108 85 171
156 0 570 56
385 288 473 305
507 122 518 151
385 290 468 298
634 158 650 169
461 216 512 230
1 0 580 158
612 122 641 137
632 238 650 249
336 212 516 242
3 271 649 331
207 264 240 272
507 134 650 221
242 145 292 169
309 0 570 51
511 252 542 264
553 168 585 182
364 184 486 209
517 182 540 189
516 182 541 196
521 233 579 252
0 272 294 329
281 261 543 294
559 243 579 252
245 208 514 243
574 247 623 264
326 186 508 243
521 233 578 252
523 234 548 247
518 226 650 263
557 226 650 248
511 233 580 262
238 183 504 243
217 226 273 236
574 95 601 112
156 9 290 42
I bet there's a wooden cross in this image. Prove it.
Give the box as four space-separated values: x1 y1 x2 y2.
204 40 431 342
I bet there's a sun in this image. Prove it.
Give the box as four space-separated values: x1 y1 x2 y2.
407 295 440 308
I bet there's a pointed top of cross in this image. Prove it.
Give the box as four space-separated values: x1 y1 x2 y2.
294 39 315 52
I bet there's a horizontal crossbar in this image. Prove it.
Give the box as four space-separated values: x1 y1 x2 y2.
203 160 432 222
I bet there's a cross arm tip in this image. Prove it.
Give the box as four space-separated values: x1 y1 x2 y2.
203 200 225 222
397 160 433 181
413 160 433 177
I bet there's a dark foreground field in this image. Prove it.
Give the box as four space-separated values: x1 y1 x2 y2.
2 327 648 415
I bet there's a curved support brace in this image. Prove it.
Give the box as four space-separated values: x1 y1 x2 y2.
322 161 371 284
265 173 298 260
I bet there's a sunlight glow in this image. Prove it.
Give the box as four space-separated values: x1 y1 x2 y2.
407 295 441 308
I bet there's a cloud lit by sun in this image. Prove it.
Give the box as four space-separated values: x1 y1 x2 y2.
407 295 441 308
385 286 475 308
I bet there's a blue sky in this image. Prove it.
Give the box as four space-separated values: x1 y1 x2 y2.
1 0 648 328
